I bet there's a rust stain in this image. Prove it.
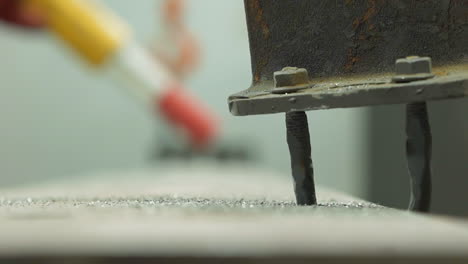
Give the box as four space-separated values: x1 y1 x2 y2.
345 0 380 72
254 74 260 82
248 0 270 40
253 53 269 83
351 0 378 30
433 70 449 76
344 48 361 72
246 0 270 83
362 0 378 25
352 18 360 29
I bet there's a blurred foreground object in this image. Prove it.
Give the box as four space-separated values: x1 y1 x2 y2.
152 0 200 78
229 0 468 210
0 0 44 27
0 0 218 147
150 0 243 159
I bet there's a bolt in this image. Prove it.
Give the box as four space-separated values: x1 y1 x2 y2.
286 111 316 206
274 67 309 88
272 67 310 94
396 56 434 212
393 56 434 83
396 56 432 75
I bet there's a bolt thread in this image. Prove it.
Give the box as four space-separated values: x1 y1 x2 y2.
286 111 317 206
406 102 432 212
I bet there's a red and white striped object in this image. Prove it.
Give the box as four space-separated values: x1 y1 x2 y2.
108 40 219 148
159 83 218 147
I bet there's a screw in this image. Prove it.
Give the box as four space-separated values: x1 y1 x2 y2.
275 67 316 205
395 56 434 212
393 56 434 83
286 111 316 206
273 67 310 94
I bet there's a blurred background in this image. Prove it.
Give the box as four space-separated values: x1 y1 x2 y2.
0 0 467 216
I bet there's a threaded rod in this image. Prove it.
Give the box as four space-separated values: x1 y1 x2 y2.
406 102 432 212
286 111 317 205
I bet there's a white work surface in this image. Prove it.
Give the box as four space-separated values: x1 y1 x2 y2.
0 164 467 263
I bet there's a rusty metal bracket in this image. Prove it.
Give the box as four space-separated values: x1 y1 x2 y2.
230 0 468 208
231 0 468 116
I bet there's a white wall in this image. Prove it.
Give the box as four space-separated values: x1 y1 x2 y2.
0 0 368 197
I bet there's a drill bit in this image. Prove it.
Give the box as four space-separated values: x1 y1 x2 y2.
406 102 432 212
286 111 317 206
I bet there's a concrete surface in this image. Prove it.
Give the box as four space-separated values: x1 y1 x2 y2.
1 165 468 263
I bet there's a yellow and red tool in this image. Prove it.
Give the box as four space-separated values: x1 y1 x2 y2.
1 0 218 147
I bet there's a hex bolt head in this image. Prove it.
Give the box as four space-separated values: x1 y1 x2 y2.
393 56 435 83
274 67 309 88
396 56 432 75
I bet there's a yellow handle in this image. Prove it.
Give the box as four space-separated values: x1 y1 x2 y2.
27 0 129 66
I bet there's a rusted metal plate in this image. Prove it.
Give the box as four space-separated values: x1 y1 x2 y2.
230 0 468 116
230 68 468 116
